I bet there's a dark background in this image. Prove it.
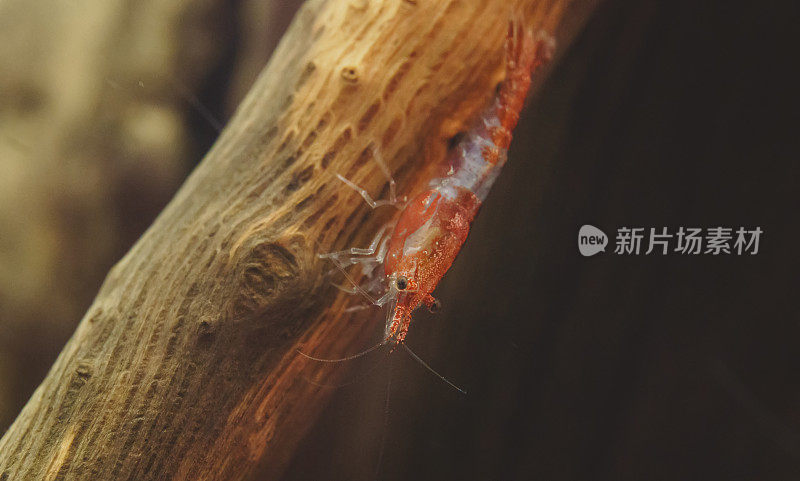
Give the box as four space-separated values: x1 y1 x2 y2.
281 1 800 480
1 0 798 480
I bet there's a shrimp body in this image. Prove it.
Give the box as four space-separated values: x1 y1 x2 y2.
383 21 555 344
383 186 480 341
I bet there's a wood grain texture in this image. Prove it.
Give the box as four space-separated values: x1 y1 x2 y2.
0 0 234 431
0 0 589 479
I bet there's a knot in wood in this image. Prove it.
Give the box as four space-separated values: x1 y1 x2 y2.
233 242 301 317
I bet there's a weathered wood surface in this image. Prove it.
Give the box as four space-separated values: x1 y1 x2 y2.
0 0 256 432
0 0 592 479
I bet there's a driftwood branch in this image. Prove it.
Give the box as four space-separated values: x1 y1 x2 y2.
0 0 594 479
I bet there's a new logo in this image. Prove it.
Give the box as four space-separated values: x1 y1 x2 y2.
578 225 608 257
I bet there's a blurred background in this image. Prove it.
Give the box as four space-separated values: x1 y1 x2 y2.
1 0 798 480
0 0 299 432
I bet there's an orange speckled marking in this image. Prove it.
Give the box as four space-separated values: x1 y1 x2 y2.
384 188 480 342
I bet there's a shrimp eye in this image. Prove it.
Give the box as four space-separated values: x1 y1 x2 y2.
429 299 441 313
396 276 408 290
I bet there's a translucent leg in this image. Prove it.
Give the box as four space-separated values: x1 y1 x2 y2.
331 282 358 295
336 174 397 209
327 256 381 306
319 224 388 261
336 146 406 210
371 146 400 205
318 222 393 305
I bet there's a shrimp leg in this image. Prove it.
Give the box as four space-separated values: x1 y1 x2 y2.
320 225 394 306
335 146 405 210
318 224 389 263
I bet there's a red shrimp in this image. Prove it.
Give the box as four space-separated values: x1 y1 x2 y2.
382 20 555 345
308 18 555 389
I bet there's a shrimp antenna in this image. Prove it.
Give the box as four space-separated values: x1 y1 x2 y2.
301 351 389 389
374 356 394 480
168 75 224 133
400 343 467 395
297 338 388 363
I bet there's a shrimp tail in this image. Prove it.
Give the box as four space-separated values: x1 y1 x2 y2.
495 15 556 144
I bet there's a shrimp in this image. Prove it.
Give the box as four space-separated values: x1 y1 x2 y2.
310 17 555 383
382 20 555 344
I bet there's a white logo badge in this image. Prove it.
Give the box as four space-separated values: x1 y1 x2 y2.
578 225 608 257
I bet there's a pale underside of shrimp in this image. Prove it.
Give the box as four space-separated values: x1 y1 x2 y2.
305 16 555 389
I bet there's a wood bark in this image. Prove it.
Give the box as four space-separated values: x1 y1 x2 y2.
0 0 594 479
0 0 238 431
